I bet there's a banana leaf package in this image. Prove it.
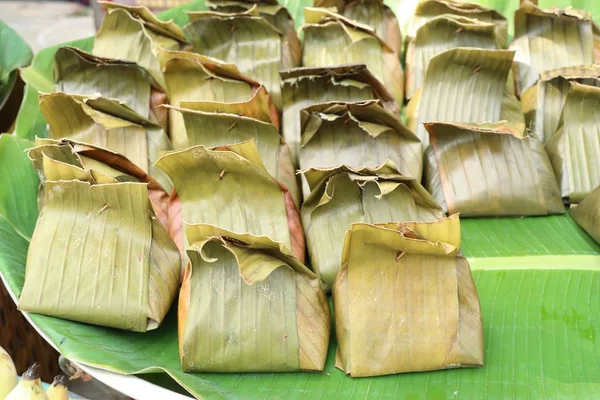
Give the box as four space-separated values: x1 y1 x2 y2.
570 185 600 245
38 92 173 190
312 0 402 54
179 224 330 372
168 96 300 206
406 0 507 47
18 178 180 331
546 82 600 204
54 46 168 130
301 163 443 290
405 15 499 99
281 64 399 165
424 122 564 217
161 51 279 150
298 100 422 181
300 8 403 105
510 0 597 94
406 47 523 146
93 2 188 90
333 216 484 377
184 6 300 108
521 65 600 143
155 140 305 263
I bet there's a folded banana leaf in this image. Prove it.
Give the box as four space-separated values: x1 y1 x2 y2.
407 0 507 48
510 0 596 94
19 179 180 332
155 140 305 263
570 185 600 245
299 100 422 181
301 163 443 291
405 15 498 99
312 0 402 54
168 97 300 206
93 2 188 90
39 92 173 191
334 216 483 377
180 224 329 372
546 82 600 204
424 121 564 217
406 47 521 146
54 46 168 129
281 64 399 165
185 6 299 108
521 65 600 143
205 0 301 68
301 8 403 105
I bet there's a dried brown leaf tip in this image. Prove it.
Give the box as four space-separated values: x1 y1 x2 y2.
219 170 227 180
472 66 482 74
455 27 463 34
395 251 404 262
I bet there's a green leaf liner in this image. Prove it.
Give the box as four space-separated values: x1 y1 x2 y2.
299 100 423 181
301 163 443 291
406 47 520 146
281 64 399 166
334 216 484 377
301 8 403 105
155 140 305 263
571 185 600 245
405 14 498 99
184 6 299 109
180 224 329 372
424 121 564 217
168 94 300 207
313 0 402 54
19 180 179 332
54 46 166 128
521 65 600 143
93 3 188 90
0 20 33 86
546 82 600 204
510 0 596 94
406 0 508 48
38 92 173 191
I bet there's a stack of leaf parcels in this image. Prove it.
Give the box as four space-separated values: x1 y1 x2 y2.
571 185 600 245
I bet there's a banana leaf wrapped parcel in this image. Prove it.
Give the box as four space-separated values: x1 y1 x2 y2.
312 0 402 54
302 163 443 291
570 185 600 245
156 140 305 263
184 6 300 108
298 100 422 181
169 96 300 206
19 178 180 331
510 0 597 94
334 216 484 377
546 83 600 204
424 122 564 216
301 8 403 105
281 64 399 165
93 2 188 90
179 224 329 372
521 65 600 143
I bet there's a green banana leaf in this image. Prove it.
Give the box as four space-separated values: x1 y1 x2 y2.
571 185 600 245
424 121 564 217
301 163 444 290
546 82 600 204
301 7 403 105
335 217 483 377
521 65 600 144
281 64 399 166
0 20 32 86
298 100 422 180
180 224 329 372
510 0 596 94
406 47 522 146
405 14 498 99
184 7 299 108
